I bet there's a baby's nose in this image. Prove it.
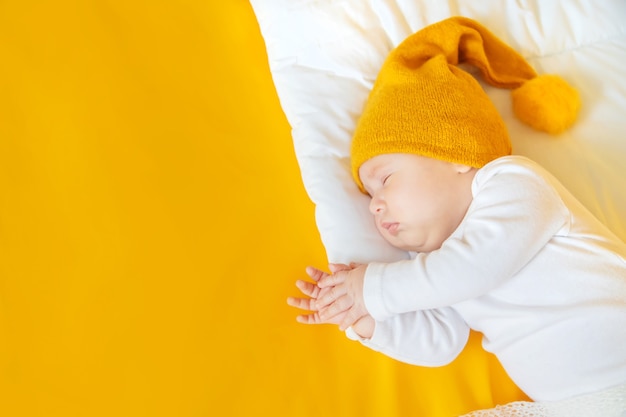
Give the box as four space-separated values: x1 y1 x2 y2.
369 196 384 214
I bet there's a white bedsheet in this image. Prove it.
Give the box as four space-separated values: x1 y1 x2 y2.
250 0 626 265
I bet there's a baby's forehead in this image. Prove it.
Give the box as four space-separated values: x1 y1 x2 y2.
358 154 410 190
359 154 394 176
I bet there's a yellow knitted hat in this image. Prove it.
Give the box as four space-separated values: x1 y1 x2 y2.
351 17 580 191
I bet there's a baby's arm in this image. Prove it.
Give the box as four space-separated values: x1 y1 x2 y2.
348 307 470 367
289 266 468 362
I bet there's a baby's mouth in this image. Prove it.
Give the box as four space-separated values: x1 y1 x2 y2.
381 222 399 235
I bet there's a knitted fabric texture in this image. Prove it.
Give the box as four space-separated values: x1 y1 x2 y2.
350 17 580 191
459 383 626 417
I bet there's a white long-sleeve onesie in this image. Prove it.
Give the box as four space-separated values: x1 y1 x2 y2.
348 155 626 402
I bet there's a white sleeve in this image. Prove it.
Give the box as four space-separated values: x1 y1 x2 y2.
346 307 470 366
364 160 570 320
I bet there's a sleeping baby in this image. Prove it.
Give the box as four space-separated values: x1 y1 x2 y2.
288 17 626 417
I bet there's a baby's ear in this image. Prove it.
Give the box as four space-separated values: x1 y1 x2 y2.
452 163 474 174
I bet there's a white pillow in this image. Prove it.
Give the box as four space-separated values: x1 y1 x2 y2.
251 0 626 264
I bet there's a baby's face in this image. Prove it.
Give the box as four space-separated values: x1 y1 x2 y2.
359 153 476 252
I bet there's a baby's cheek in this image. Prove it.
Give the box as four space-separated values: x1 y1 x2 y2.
375 223 387 238
379 228 400 248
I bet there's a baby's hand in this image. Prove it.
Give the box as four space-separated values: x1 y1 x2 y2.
316 264 369 331
287 264 375 338
287 265 351 325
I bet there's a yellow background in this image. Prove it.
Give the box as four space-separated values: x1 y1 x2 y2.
0 2 527 416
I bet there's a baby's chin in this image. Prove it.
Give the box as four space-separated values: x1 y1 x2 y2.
380 232 420 252
380 230 439 253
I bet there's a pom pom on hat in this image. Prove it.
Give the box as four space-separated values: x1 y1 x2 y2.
513 75 581 135
350 17 581 192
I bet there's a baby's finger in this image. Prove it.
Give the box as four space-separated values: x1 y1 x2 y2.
314 284 346 310
328 263 352 273
287 296 315 311
305 266 329 282
295 312 322 325
317 270 347 289
318 294 353 321
295 279 320 299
